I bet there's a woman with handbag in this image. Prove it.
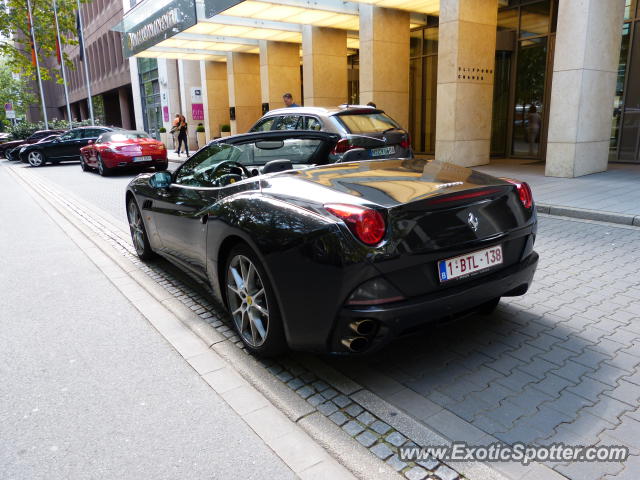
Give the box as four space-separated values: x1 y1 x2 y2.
177 115 189 156
171 114 180 153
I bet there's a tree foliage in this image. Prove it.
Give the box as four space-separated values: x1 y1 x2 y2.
0 57 36 129
0 0 89 83
8 118 95 139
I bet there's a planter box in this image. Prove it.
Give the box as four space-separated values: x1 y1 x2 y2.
160 132 168 147
221 131 231 137
197 131 206 148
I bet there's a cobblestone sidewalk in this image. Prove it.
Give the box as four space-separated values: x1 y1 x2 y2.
339 216 640 480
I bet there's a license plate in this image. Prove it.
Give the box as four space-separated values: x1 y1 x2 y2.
133 155 152 162
438 245 503 282
370 146 395 157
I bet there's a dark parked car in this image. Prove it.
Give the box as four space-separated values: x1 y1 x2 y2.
7 134 61 161
249 105 412 160
0 129 66 158
125 130 538 356
21 126 115 167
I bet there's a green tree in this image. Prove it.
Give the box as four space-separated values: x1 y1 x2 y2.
0 0 89 83
0 57 36 130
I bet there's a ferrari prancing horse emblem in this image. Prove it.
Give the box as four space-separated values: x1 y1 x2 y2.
468 212 479 231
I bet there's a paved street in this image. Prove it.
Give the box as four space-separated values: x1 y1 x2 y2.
4 158 640 480
0 164 296 479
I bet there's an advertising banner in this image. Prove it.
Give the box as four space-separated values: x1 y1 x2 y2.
191 87 204 121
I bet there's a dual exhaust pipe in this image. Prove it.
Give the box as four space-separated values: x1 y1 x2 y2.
341 319 377 353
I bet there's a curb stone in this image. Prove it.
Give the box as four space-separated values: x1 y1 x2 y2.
537 203 640 228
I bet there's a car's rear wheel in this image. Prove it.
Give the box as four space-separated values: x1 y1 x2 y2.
27 151 45 167
97 154 112 176
155 163 168 171
225 245 286 357
126 198 155 260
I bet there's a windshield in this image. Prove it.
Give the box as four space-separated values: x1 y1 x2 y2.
100 132 151 142
335 112 401 134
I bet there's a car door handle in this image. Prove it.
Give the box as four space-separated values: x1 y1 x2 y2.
200 215 208 224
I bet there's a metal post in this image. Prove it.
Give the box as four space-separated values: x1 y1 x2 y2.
53 0 72 126
26 0 48 129
76 0 94 125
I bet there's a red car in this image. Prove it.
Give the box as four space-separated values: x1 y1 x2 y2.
80 130 168 176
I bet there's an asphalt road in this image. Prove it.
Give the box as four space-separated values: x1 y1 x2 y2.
11 158 640 480
0 163 295 479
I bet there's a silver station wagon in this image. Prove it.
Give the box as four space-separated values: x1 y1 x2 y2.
249 105 413 161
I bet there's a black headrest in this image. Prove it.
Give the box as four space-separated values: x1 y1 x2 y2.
262 159 293 174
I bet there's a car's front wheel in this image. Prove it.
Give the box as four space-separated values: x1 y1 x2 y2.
27 151 46 167
126 197 155 260
80 156 90 172
225 245 286 357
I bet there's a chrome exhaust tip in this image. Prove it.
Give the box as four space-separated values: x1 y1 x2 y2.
349 319 376 336
341 336 369 353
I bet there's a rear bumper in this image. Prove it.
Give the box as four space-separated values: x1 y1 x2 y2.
104 155 167 168
331 251 538 354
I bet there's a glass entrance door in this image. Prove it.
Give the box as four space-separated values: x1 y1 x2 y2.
618 18 640 163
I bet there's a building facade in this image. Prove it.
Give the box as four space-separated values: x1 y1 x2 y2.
119 0 639 176
30 0 135 129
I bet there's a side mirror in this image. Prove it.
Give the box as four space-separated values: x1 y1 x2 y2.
149 171 172 189
87 139 94 145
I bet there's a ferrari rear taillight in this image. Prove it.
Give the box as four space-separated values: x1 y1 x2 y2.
502 178 533 209
324 204 386 246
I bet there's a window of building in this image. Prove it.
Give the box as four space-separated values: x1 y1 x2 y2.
138 58 161 139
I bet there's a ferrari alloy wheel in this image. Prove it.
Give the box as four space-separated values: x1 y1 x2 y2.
27 151 45 167
225 246 286 356
97 154 111 176
127 198 155 260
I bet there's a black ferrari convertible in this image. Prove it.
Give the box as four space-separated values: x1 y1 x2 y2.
126 130 538 356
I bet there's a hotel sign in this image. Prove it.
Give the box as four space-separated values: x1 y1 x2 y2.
121 0 197 57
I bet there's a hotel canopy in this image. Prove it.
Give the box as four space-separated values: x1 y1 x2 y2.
115 0 443 61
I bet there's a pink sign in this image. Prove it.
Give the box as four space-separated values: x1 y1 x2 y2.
162 106 169 122
192 103 204 121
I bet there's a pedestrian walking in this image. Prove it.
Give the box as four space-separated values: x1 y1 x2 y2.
282 93 300 108
526 105 541 155
177 114 189 156
170 114 180 152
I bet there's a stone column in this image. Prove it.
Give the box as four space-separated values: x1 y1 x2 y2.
79 99 88 121
545 0 626 177
158 59 182 149
302 26 347 106
118 87 132 129
226 52 261 135
128 57 145 131
260 41 301 110
435 0 497 167
200 60 230 139
178 60 202 150
359 5 409 127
